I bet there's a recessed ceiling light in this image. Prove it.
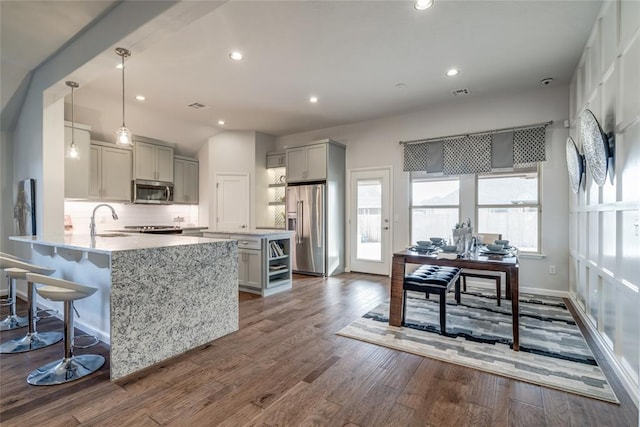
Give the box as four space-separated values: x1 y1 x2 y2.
395 83 406 89
229 51 243 61
309 96 318 103
446 68 459 77
414 0 434 11
218 120 225 125
135 95 146 101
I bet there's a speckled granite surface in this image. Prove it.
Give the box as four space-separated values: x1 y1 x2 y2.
110 240 238 380
11 233 228 254
12 234 239 381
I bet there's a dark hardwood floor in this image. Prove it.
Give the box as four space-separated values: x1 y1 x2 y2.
0 273 637 426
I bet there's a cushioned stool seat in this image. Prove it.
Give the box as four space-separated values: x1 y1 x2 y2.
25 273 104 386
0 256 62 354
402 265 461 334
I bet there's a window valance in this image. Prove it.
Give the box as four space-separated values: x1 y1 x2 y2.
402 122 550 173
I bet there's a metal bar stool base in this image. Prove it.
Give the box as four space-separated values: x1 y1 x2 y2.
27 354 105 386
0 314 29 331
0 331 63 354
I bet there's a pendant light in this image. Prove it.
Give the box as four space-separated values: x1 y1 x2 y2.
65 80 80 159
115 47 132 145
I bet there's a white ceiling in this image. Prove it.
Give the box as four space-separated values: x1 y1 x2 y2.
0 0 118 113
2 1 601 157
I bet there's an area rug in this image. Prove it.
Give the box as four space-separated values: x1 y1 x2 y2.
336 287 619 403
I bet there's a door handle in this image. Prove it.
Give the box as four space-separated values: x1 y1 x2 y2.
297 201 303 244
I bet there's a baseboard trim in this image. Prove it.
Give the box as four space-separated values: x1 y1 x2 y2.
567 295 639 409
464 278 569 298
520 286 569 298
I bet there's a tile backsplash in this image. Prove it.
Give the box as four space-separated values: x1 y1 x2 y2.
64 201 202 235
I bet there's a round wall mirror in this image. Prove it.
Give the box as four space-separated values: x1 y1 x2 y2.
580 109 610 186
565 136 584 194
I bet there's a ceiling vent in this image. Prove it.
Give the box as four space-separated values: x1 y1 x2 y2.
451 88 470 96
188 102 206 109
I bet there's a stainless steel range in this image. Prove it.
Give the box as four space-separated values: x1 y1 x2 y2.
123 226 183 234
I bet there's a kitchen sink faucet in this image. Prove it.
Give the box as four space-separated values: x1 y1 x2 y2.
90 204 119 237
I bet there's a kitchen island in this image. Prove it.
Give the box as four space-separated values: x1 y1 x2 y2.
10 233 238 380
202 229 294 296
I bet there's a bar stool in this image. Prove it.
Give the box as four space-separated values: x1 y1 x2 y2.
0 251 31 330
0 257 62 353
26 273 104 385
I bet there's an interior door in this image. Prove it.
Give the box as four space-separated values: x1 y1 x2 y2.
216 173 250 230
349 168 391 276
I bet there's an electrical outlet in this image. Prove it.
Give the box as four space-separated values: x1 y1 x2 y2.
549 265 556 275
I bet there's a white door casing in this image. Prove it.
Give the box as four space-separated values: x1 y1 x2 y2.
216 173 250 230
349 168 392 276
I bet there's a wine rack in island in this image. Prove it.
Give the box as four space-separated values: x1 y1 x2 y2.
202 230 293 297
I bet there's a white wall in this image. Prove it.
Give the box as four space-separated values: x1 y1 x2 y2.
202 131 256 229
2 1 178 253
276 85 571 294
197 139 210 228
0 131 13 248
568 0 640 405
199 130 276 230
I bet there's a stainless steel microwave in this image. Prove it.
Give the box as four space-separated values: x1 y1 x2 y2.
131 179 173 204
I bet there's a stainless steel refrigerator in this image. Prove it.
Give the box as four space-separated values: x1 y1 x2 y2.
287 184 326 275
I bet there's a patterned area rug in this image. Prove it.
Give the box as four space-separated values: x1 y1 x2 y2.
337 287 619 403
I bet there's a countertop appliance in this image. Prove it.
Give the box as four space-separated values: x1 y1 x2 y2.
131 179 173 204
123 225 183 234
286 183 329 275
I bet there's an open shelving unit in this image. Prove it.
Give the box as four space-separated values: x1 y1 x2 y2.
267 165 286 229
266 238 291 291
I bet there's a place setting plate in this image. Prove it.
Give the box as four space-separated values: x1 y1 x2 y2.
408 240 439 254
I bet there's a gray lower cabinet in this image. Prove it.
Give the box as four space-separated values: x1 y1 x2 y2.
239 247 262 290
202 231 293 296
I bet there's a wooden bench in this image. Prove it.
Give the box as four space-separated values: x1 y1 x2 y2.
402 265 461 334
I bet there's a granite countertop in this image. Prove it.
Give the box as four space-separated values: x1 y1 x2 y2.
10 233 230 255
202 228 293 237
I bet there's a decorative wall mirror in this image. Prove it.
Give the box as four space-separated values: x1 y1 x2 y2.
579 109 615 186
565 136 584 194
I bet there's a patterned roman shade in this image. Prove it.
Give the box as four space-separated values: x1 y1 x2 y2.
442 135 492 174
402 124 547 173
513 126 546 166
403 142 429 171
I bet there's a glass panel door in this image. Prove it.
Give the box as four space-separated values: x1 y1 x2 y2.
350 168 391 275
356 179 382 261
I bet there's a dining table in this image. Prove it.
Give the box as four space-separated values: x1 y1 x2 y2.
390 249 521 351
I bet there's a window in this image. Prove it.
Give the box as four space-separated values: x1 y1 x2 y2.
477 168 540 252
410 174 459 244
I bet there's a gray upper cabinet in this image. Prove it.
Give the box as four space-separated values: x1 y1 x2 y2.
174 157 199 204
134 140 174 182
285 142 328 183
89 142 132 201
267 151 285 168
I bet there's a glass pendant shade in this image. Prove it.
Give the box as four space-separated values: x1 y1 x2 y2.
65 80 80 159
69 142 79 158
116 126 132 145
115 47 132 146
